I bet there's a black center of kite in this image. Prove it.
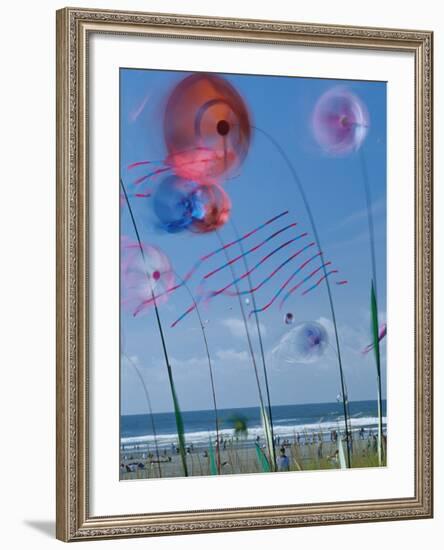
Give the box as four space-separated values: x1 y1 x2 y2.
217 119 230 136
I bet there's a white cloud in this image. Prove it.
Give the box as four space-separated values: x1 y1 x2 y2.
158 348 250 377
221 317 267 339
169 355 208 371
215 348 249 362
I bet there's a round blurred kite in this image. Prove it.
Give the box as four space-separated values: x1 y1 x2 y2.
272 321 329 366
152 175 231 234
188 183 231 233
312 88 369 155
164 73 251 181
121 238 175 316
152 176 197 233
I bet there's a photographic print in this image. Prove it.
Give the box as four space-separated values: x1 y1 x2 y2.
119 69 387 480
56 9 433 539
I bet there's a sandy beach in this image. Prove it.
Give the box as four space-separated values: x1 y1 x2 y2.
120 432 384 480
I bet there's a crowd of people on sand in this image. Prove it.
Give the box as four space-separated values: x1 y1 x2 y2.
120 426 387 475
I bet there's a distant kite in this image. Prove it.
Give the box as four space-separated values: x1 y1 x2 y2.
362 323 387 355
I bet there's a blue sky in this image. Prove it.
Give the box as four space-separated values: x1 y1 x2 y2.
120 68 387 415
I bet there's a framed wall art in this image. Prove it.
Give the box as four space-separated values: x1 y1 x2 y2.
56 7 433 541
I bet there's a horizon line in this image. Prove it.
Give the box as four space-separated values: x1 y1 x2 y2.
121 397 387 418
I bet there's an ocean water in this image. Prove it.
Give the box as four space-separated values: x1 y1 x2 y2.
120 399 387 450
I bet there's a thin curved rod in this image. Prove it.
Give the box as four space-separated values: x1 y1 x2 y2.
253 125 351 466
174 271 222 474
215 230 275 469
231 220 276 469
122 353 162 478
120 178 188 477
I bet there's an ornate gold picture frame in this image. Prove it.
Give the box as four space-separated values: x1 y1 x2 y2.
56 7 433 541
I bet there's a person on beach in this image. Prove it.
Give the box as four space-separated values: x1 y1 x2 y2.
277 447 290 471
327 450 339 465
